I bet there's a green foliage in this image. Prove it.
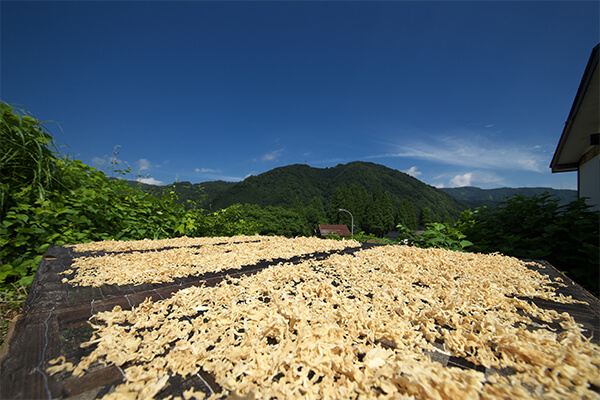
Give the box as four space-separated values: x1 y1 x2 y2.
294 197 327 236
419 206 433 228
364 187 395 236
415 223 473 251
397 199 418 230
0 104 261 291
352 231 395 244
0 103 63 213
240 204 308 237
204 161 468 219
327 184 370 232
461 194 599 294
397 222 472 252
0 157 189 287
194 204 260 237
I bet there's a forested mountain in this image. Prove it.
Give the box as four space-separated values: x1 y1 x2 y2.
141 162 468 225
439 187 578 208
213 162 466 215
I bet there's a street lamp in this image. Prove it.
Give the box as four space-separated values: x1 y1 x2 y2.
338 208 354 237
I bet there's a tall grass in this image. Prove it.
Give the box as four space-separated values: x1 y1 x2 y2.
0 103 63 215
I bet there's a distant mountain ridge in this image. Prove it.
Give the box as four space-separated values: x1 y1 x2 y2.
208 162 468 218
140 162 577 216
142 162 467 220
439 186 578 208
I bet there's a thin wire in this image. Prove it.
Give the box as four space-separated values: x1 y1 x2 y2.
124 294 133 309
35 307 56 400
90 299 98 324
196 373 215 396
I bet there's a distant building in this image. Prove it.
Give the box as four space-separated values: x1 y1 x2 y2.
551 44 599 210
318 225 352 238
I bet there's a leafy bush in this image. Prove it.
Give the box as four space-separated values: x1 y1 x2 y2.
0 157 188 287
195 204 260 237
396 222 472 251
239 204 309 237
0 104 259 290
460 194 599 294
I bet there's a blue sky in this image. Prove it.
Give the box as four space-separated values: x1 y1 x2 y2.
2 1 598 189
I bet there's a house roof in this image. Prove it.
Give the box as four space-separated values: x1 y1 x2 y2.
551 44 599 173
318 224 352 237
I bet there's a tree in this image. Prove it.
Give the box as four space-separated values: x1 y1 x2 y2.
398 199 418 230
364 187 394 236
419 206 432 228
326 186 347 224
240 204 309 237
461 194 599 295
302 197 327 235
345 184 369 230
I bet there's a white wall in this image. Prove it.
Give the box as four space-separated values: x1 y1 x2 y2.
579 153 599 210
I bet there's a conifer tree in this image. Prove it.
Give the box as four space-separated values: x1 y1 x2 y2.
398 199 418 230
365 186 394 236
419 206 432 228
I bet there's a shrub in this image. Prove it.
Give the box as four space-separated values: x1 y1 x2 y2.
396 222 472 251
461 194 599 294
0 104 260 290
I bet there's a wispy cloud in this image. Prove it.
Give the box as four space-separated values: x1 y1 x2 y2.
372 135 546 172
212 175 244 182
192 167 242 181
195 167 222 173
403 166 422 177
444 171 506 188
261 149 284 162
137 158 151 171
309 157 347 166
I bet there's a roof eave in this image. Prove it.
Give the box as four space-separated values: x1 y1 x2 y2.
550 44 599 173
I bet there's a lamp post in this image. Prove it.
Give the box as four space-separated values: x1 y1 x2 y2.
338 208 354 237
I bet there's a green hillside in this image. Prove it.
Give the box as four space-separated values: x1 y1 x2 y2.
205 162 467 219
439 187 578 208
140 162 468 222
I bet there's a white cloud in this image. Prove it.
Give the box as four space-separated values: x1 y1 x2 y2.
375 135 546 172
137 177 164 185
403 166 422 177
446 171 506 188
261 149 284 162
137 158 151 171
449 173 473 187
435 183 445 188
